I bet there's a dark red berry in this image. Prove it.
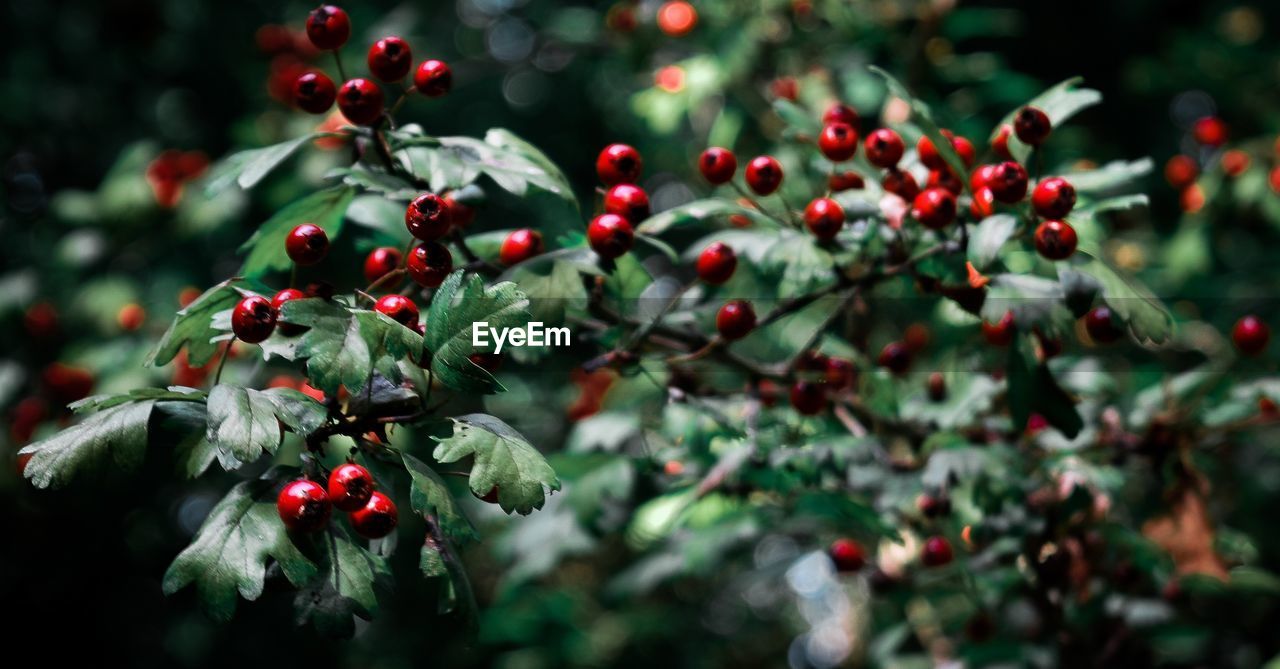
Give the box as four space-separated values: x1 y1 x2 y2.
405 192 452 241
375 294 419 329
696 242 737 285
1032 177 1076 219
363 247 403 285
911 187 957 229
337 78 385 126
1034 220 1078 260
277 479 331 532
469 352 503 373
285 223 329 265
272 288 308 336
927 168 962 196
293 71 336 113
367 36 413 82
828 170 865 192
328 463 375 512
596 144 642 185
817 122 858 162
698 147 737 184
41 364 94 404
1233 315 1270 356
927 372 947 402
917 493 951 518
1193 116 1228 147
1084 306 1123 344
822 103 859 127
789 380 826 415
406 241 453 288
988 161 1029 203
413 59 452 97
603 183 651 223
1035 328 1063 359
825 357 856 389
232 295 277 343
443 194 475 228
864 128 905 168
795 350 829 372
306 5 350 50
881 167 919 200
500 228 544 266
587 213 635 259
716 300 756 340
350 490 398 539
1014 106 1051 146
828 538 866 572
803 197 844 241
745 155 783 195
992 124 1014 160
477 486 501 504
1165 155 1198 189
877 341 911 374
982 311 1016 346
921 536 954 567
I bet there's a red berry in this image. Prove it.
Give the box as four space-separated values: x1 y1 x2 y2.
877 341 911 374
969 164 996 192
293 71 336 113
917 494 952 518
1221 149 1250 177
367 36 413 82
327 463 375 512
413 59 452 97
117 303 146 332
349 490 398 539
405 192 452 241
1084 306 1122 344
917 134 947 171
927 372 947 402
864 128 905 168
982 311 1016 346
232 295 277 343
277 479 331 532
305 5 350 50
375 294 419 329
789 380 826 415
469 352 503 373
698 147 737 184
992 124 1014 160
1193 116 1228 147
825 357 856 389
696 242 737 285
817 122 858 162
1165 155 1199 190
363 247 403 285
951 135 976 167
285 223 329 265
337 78 385 126
500 228 544 266
596 143 642 185
587 213 635 259
41 363 95 404
795 350 829 372
656 1 698 37
477 486 501 504
716 300 756 340
1233 315 1270 356
1032 177 1076 219
828 170 864 192
881 167 919 200
926 169 962 195
988 161 1029 203
272 288 308 336
970 187 996 219
1014 106 1051 146
443 194 476 228
406 241 453 288
828 538 866 572
1034 220 1078 260
822 103 859 127
745 156 783 195
921 536 954 567
23 301 60 339
603 183 651 223
803 197 844 241
911 187 956 229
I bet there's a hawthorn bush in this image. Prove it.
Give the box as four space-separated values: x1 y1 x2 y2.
6 3 1280 668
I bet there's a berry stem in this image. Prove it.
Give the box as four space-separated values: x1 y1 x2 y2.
332 49 349 82
213 337 235 386
364 268 407 294
729 182 790 228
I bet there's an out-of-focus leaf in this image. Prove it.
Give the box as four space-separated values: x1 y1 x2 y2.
238 187 354 278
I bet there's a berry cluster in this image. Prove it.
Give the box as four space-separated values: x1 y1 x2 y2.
277 462 398 538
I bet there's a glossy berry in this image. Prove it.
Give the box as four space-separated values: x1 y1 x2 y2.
285 223 329 265
1034 220 1078 260
864 128 905 168
828 170 864 192
969 164 996 192
277 479 331 532
911 187 956 229
991 124 1014 160
1233 315 1270 356
696 242 737 285
921 536 954 567
970 187 996 219
789 380 826 415
596 144 642 185
828 538 866 572
822 103 859 127
293 71 336 113
877 341 911 374
1032 177 1076 219
817 122 858 162
926 169 962 196
745 155 783 195
272 288 308 336
1085 306 1123 344
916 134 947 171
406 241 453 288
1014 106 1051 146
603 184 651 223
716 300 756 340
500 228 544 266
375 295 419 329
951 135 976 167
413 59 452 97
881 167 920 200
306 5 350 50
982 311 1016 346
405 192 452 241
232 295 277 343
368 37 413 82
988 161 1029 203
328 463 375 512
1193 116 1228 147
927 372 947 402
350 491 398 539
587 213 635 259
363 247 403 285
803 197 844 241
698 147 737 184
337 78 385 126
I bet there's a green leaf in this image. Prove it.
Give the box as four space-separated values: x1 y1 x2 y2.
980 273 1073 337
514 260 589 327
765 231 835 298
20 400 158 488
434 130 578 212
1061 159 1154 194
205 385 328 470
329 166 416 199
238 187 355 278
280 298 423 396
162 468 318 621
422 271 530 393
148 279 243 367
1059 252 1173 345
967 214 1018 270
293 529 389 637
204 134 317 196
772 99 822 135
432 413 560 515
1007 336 1083 438
990 78 1101 162
402 452 478 542
73 387 207 412
868 66 968 179
636 198 773 235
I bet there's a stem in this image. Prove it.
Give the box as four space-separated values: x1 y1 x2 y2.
332 49 348 82
730 182 790 227
213 337 235 385
364 268 406 294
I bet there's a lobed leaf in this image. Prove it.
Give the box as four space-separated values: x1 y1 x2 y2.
432 413 560 515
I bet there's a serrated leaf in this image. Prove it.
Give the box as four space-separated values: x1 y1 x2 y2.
148 280 243 367
205 385 328 470
1061 158 1154 194
280 298 423 396
329 166 416 199
422 271 529 393
1059 252 1173 345
433 130 578 213
402 453 477 542
967 214 1018 269
432 413 560 515
238 187 355 278
20 400 157 488
765 232 835 298
293 529 388 637
73 387 207 412
636 198 773 235
991 78 1102 162
204 134 317 196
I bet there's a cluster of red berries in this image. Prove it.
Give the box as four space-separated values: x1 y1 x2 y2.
827 534 954 573
277 462 398 538
289 5 452 126
586 143 649 260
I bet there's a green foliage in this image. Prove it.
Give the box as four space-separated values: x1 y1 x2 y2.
432 414 560 515
421 271 529 393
